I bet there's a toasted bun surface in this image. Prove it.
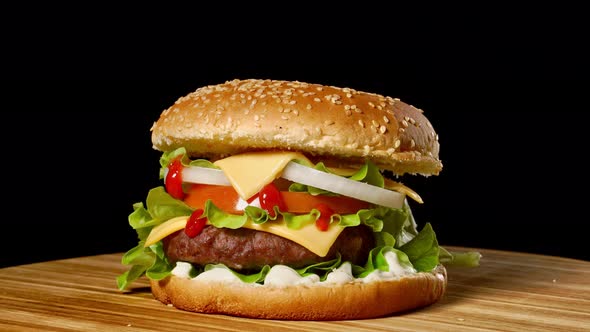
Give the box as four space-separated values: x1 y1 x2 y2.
151 79 442 175
150 265 446 320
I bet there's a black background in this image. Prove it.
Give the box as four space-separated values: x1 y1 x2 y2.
1 9 588 267
2 68 588 268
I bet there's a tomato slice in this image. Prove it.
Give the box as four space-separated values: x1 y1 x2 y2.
183 184 370 215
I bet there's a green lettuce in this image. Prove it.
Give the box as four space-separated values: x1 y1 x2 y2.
399 223 440 272
352 246 414 277
439 247 482 267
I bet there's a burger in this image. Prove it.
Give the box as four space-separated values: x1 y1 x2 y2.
117 78 478 320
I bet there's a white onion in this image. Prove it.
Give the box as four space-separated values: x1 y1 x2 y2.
175 162 405 209
180 167 231 186
281 162 404 209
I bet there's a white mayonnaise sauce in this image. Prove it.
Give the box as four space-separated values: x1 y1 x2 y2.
171 251 418 287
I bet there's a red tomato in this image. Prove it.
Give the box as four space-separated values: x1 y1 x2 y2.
185 209 207 237
259 183 287 217
183 184 370 215
165 156 185 200
314 203 334 231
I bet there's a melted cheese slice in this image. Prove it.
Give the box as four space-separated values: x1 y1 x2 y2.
213 151 310 200
144 216 345 257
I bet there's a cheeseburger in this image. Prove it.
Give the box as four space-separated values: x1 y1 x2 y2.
118 78 476 320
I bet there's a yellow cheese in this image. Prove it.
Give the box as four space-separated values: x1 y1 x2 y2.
245 218 345 257
384 178 423 204
213 151 310 200
144 216 345 257
144 216 189 247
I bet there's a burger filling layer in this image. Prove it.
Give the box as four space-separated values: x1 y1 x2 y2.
118 148 479 290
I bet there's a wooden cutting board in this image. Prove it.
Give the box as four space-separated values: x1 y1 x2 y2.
0 246 588 332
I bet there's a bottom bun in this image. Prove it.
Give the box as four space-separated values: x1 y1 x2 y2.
150 265 447 320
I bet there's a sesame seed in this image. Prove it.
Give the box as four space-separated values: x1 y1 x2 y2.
394 139 401 148
345 109 352 116
379 125 387 134
324 120 335 126
316 87 323 91
371 120 379 127
351 105 357 110
368 102 375 108
314 98 321 102
354 108 362 113
293 109 299 116
284 108 291 113
215 111 222 115
244 109 250 115
281 115 289 120
410 139 416 148
334 100 342 105
278 106 284 112
383 115 390 123
254 115 260 121
377 105 382 110
435 134 439 141
409 118 416 125
346 93 352 98
345 105 351 110
402 120 409 127
251 99 257 106
358 120 365 128
306 104 312 110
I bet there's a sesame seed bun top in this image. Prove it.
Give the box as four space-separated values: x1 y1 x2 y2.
151 79 442 176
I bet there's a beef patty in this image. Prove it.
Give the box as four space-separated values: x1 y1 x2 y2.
163 225 375 271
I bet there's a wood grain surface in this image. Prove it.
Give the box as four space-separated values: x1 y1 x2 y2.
0 247 588 332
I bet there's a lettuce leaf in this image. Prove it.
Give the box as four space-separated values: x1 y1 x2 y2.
352 246 414 277
117 241 173 290
399 223 440 272
439 247 482 267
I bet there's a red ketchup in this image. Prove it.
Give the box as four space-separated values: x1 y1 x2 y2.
165 156 185 200
185 209 207 237
259 183 287 217
314 203 333 231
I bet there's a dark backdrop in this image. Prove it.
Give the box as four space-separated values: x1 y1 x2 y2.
2 67 588 267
